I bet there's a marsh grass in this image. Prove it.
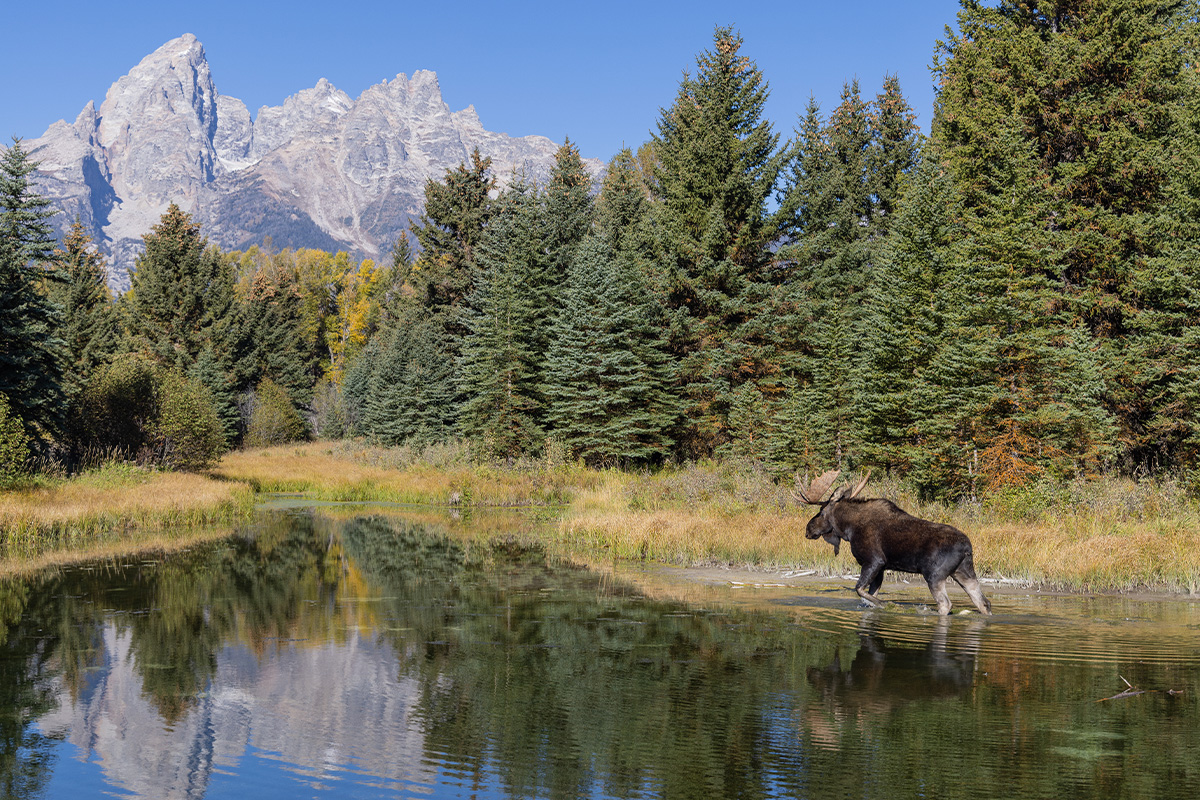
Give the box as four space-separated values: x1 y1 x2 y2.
11 443 1197 594
0 526 237 580
213 440 600 506
559 463 1200 594
0 461 254 546
215 446 1200 593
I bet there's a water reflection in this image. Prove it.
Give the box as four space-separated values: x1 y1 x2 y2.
0 509 1196 799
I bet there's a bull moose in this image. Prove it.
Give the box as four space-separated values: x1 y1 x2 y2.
795 470 992 615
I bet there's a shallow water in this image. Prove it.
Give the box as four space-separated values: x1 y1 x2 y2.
1 508 1197 799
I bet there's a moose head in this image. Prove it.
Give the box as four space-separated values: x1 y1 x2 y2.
792 470 870 555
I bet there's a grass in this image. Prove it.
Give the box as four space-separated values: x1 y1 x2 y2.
4 442 1200 595
211 440 599 506
218 445 1200 594
0 460 255 546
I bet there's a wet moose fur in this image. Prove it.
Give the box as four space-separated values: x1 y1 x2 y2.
797 472 992 615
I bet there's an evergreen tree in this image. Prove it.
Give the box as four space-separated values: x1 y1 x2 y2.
244 259 313 408
597 147 655 259
456 185 545 459
778 82 876 469
0 139 65 441
411 149 497 330
650 26 785 456
543 236 677 465
342 334 382 437
932 0 1199 475
51 217 117 401
867 75 920 235
856 150 961 474
362 315 455 446
128 204 249 443
128 204 212 368
542 138 595 284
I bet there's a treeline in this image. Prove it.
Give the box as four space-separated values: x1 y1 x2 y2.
4 3 1200 498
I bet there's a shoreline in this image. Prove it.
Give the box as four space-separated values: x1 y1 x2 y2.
608 561 1200 607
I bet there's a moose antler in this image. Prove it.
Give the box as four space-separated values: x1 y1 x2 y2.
793 470 840 504
846 470 871 500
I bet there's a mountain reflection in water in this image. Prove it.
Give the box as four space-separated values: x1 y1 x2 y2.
0 509 1196 799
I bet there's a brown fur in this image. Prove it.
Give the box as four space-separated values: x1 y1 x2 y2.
806 497 992 615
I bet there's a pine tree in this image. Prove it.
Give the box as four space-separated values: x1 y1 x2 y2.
411 149 497 330
245 259 313 408
543 236 677 465
456 185 545 459
778 82 876 469
916 125 1116 496
362 315 455 446
597 148 655 259
932 0 1198 475
52 217 118 400
867 75 920 235
542 138 595 284
650 26 785 456
856 150 960 474
0 138 65 441
129 204 249 443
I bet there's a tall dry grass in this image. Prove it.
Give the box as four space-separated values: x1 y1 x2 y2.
0 461 254 544
30 443 1194 595
213 440 599 506
557 463 1200 594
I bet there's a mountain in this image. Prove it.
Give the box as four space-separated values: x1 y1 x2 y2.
26 34 597 292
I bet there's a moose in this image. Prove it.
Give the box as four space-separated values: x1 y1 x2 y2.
795 470 992 615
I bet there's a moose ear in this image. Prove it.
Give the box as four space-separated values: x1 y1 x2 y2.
847 470 871 499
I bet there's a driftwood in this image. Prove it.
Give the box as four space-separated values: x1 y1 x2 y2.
1097 675 1185 702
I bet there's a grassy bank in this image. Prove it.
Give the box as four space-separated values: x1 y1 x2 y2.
0 461 254 545
5 442 1199 595
211 441 598 506
223 443 1200 595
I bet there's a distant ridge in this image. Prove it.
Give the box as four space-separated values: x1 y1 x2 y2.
26 34 600 292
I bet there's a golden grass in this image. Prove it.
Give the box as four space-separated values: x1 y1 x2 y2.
0 526 237 580
0 462 254 543
555 467 1200 594
212 441 591 506
7 444 1199 595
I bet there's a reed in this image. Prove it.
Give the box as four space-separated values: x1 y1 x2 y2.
0 526 237 580
212 441 595 507
0 461 254 544
556 464 1200 595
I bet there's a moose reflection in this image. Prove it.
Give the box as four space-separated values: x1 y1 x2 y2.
796 471 992 615
804 615 984 749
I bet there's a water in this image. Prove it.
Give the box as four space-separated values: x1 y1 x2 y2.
1 508 1197 799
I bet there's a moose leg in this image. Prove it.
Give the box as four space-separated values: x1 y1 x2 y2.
856 563 885 607
952 567 992 616
926 576 953 615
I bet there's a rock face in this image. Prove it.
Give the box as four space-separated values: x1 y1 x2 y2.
27 34 595 292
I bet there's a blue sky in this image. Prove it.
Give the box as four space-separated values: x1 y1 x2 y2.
1 1 965 164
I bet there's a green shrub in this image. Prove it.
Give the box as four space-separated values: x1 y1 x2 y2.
75 354 159 458
245 378 309 448
152 371 227 471
0 393 31 486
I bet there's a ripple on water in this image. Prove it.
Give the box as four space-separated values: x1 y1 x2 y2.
782 591 1200 666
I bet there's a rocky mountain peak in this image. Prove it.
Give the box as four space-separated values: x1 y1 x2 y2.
27 34 601 293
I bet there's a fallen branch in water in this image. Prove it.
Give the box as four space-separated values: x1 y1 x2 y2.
1098 676 1146 702
1097 675 1185 702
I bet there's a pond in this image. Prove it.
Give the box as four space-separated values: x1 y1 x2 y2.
1 507 1198 799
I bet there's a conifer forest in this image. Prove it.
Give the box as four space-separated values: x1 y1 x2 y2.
5 2 1200 500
